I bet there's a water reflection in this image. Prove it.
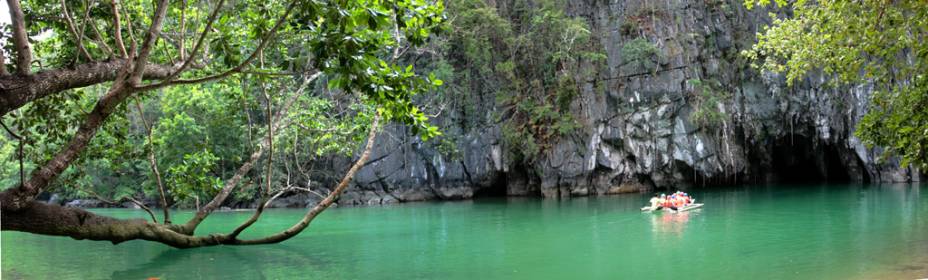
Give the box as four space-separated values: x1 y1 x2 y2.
649 211 694 236
111 243 334 279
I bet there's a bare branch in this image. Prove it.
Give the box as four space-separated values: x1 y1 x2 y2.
125 196 159 224
78 186 158 224
261 52 273 196
119 0 140 48
145 0 227 87
134 97 171 224
129 0 172 84
86 7 116 57
179 0 187 60
61 0 94 61
176 71 320 234
235 111 382 245
109 0 128 58
76 0 94 54
240 70 296 77
7 0 32 74
227 187 284 239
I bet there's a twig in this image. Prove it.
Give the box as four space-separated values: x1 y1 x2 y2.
0 119 24 187
179 0 187 60
134 97 171 224
261 51 273 196
134 0 228 87
80 187 158 224
87 10 115 56
109 0 128 58
60 0 93 61
140 0 299 89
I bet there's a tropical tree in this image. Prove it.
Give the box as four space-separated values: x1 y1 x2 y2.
0 0 444 248
743 0 928 169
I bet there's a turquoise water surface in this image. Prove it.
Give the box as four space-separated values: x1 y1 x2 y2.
3 184 928 279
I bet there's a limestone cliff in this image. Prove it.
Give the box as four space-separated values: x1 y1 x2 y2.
320 0 923 206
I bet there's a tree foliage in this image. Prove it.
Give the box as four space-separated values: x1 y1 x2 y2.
0 0 447 248
743 0 928 169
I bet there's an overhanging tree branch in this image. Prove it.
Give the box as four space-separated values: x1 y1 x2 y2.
1 106 381 249
0 59 177 116
0 199 232 248
176 71 319 234
234 111 381 245
0 0 444 250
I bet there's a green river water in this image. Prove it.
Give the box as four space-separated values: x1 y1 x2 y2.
3 184 928 279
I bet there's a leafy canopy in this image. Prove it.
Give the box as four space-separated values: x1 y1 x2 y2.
743 0 928 169
1 0 449 204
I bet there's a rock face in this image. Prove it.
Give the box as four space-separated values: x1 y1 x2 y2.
331 0 923 205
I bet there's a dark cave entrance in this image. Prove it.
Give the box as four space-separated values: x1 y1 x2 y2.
473 173 509 198
764 134 865 184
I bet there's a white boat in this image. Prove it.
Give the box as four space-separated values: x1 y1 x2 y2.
641 203 703 213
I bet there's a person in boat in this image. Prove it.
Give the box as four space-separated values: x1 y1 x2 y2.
662 194 677 211
649 195 662 210
682 192 696 206
673 194 684 209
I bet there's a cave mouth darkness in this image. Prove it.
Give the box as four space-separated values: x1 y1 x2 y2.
766 134 864 184
666 132 870 189
473 173 510 198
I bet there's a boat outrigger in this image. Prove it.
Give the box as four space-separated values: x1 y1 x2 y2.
641 203 703 213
